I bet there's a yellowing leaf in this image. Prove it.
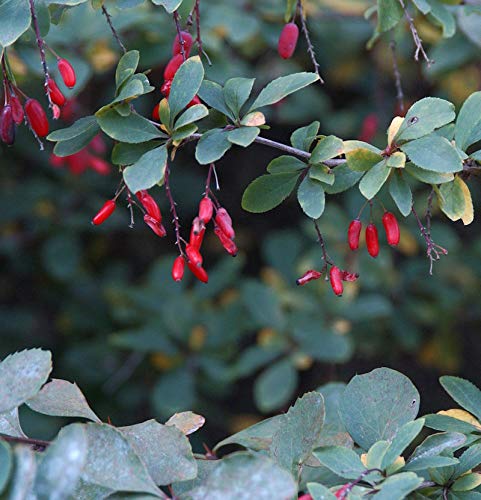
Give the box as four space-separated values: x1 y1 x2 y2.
240 111 266 127
438 409 481 430
458 177 474 225
388 116 404 146
165 411 205 435
360 453 368 466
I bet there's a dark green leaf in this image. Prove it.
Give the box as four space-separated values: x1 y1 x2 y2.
267 155 306 174
291 121 320 152
174 104 209 129
123 145 168 193
298 177 325 218
372 472 423 500
455 91 481 151
381 419 425 469
169 56 204 121
310 136 344 164
377 0 404 33
242 173 299 213
313 446 365 480
324 163 363 194
112 142 159 165
0 0 31 47
115 50 140 89
359 160 390 199
389 171 413 217
195 129 232 164
223 77 255 117
440 376 481 422
227 127 260 147
198 80 233 118
96 110 164 143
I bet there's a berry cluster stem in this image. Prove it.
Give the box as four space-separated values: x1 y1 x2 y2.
101 5 127 54
173 10 187 61
313 219 334 267
164 163 184 255
193 0 211 65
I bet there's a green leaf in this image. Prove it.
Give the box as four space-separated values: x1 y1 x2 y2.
151 0 182 13
123 145 168 193
0 408 25 438
270 392 325 476
394 97 456 142
346 148 383 172
453 443 481 477
401 134 463 173
0 441 12 494
309 164 335 185
96 109 164 143
0 349 52 413
49 118 100 157
386 151 406 168
198 80 233 118
223 77 255 117
307 483 337 500
377 0 404 33
404 432 466 471
169 56 204 122
324 163 363 194
404 455 459 471
174 104 209 129
186 452 297 500
424 413 481 434
242 281 285 330
428 0 456 38
310 135 344 164
359 160 391 199
34 424 88 499
455 91 481 151
389 171 413 217
171 123 198 141
291 121 320 151
314 446 366 480
227 127 260 147
372 472 423 500
9 445 36 499
242 173 300 213
297 177 325 219
254 358 298 413
115 50 140 89
112 142 159 165
119 420 197 485
26 379 100 422
249 72 319 111
339 367 420 450
195 129 232 164
381 419 425 469
405 163 454 184
452 472 481 492
438 178 466 221
0 0 31 47
267 155 306 174
440 376 481 422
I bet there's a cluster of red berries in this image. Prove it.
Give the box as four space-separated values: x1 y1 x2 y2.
50 135 110 176
171 196 238 284
296 267 359 297
348 211 400 258
0 57 76 146
152 31 200 121
278 22 299 59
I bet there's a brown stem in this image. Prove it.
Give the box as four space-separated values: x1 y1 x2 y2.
101 5 127 54
173 10 187 61
194 0 211 65
313 219 334 267
164 163 184 255
0 433 50 451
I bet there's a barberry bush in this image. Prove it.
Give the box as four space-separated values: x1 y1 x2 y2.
1 0 481 497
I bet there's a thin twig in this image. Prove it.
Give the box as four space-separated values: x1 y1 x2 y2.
173 10 187 61
164 163 184 255
389 40 405 113
28 0 54 110
101 5 127 54
313 219 334 267
398 0 433 66
296 0 325 84
194 0 211 65
0 433 50 451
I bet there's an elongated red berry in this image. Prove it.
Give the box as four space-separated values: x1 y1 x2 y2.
278 22 299 59
366 223 379 258
172 256 185 282
89 134 106 154
190 218 206 249
330 266 344 296
187 261 208 283
172 31 194 57
25 98 49 137
214 225 238 256
382 211 400 246
137 190 161 221
198 197 213 224
187 95 201 108
347 219 362 251
47 78 66 106
9 96 24 124
0 105 16 145
89 156 110 175
143 214 166 237
296 269 322 286
215 207 235 240
186 244 203 266
92 199 116 225
57 58 76 88
164 54 184 80
161 79 172 97
152 103 160 121
49 153 65 168
341 270 359 282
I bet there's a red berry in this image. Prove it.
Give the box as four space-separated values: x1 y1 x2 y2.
348 219 362 251
25 98 49 137
57 58 76 88
9 95 24 124
187 95 201 108
382 211 400 246
335 484 350 499
366 223 379 258
89 156 111 175
92 200 116 225
172 31 194 57
164 54 184 80
137 190 161 221
296 269 323 286
0 105 16 145
47 78 66 106
278 22 299 59
215 208 235 240
66 150 89 175
161 80 172 97
89 134 106 154
52 104 61 120
49 153 65 168
172 256 185 282
298 496 313 500
330 266 344 297
186 244 203 267
152 103 160 121
214 225 238 256
190 218 206 249
143 214 166 237
198 197 213 224
358 113 379 143
187 261 208 283
341 270 359 282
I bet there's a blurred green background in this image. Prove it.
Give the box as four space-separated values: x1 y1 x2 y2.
1 0 481 452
